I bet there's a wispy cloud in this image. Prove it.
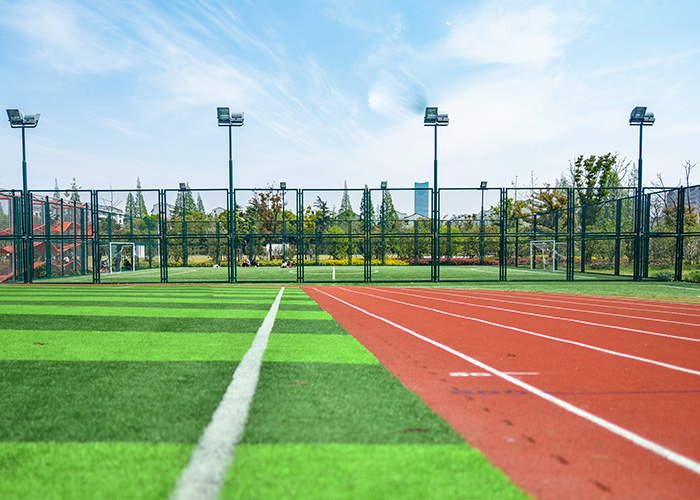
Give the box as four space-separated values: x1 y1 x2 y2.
439 1 586 68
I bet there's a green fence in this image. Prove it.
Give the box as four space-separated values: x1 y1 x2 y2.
1 184 699 284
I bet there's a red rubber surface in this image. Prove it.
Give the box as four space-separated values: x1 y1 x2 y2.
305 286 700 500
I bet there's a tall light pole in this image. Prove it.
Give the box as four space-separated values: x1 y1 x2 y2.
629 106 654 282
424 107 449 282
7 109 40 283
217 107 244 283
480 181 487 266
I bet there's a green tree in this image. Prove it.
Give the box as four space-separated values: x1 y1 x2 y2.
124 192 136 218
314 196 331 233
379 188 398 228
173 184 197 218
569 153 628 205
135 177 148 217
67 177 81 203
359 185 374 223
338 180 355 219
53 179 60 201
196 194 206 215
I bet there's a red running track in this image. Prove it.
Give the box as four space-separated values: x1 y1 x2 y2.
305 286 700 500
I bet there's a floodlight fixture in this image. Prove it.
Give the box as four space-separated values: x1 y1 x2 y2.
480 181 488 190
436 114 449 126
217 107 244 126
280 182 286 190
630 106 654 125
381 181 387 189
179 182 187 190
7 109 40 128
424 107 438 125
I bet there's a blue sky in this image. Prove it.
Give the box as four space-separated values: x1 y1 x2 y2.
1 0 699 209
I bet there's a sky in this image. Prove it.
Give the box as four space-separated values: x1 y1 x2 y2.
1 0 699 214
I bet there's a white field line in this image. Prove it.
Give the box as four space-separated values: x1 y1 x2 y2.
339 288 700 377
451 287 700 316
169 287 284 500
314 287 700 476
415 287 700 324
332 266 336 280
375 288 700 342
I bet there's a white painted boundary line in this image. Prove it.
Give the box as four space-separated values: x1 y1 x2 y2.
446 287 700 316
344 288 700 377
372 287 700 343
169 287 284 500
314 287 700 476
413 288 700 326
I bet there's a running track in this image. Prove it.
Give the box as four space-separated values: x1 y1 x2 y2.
305 286 700 500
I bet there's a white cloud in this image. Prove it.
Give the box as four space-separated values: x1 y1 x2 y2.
440 1 585 67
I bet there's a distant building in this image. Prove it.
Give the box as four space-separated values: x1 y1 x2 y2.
414 182 429 218
150 203 176 217
211 206 226 217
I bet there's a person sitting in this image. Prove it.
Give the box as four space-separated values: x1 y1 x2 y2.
280 259 291 268
123 258 132 270
242 257 251 267
251 257 259 267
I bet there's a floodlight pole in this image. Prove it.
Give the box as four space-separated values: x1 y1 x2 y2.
629 106 654 282
21 127 30 283
228 124 233 279
424 107 448 282
7 109 40 284
218 107 243 283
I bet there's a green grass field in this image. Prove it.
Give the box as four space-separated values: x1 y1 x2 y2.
0 284 531 500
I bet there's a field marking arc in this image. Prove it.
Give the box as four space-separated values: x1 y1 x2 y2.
340 288 700 377
313 287 700 476
369 287 700 343
169 287 284 500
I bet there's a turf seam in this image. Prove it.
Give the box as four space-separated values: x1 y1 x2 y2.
169 287 284 500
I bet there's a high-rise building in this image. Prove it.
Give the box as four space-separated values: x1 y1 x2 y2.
414 182 429 217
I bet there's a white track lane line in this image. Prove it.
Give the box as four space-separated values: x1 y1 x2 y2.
339 288 700 377
370 287 700 343
446 288 700 317
169 287 284 500
314 287 700 476
413 288 700 326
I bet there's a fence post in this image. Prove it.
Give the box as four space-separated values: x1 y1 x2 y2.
499 188 507 281
675 187 685 281
91 191 101 284
566 188 575 281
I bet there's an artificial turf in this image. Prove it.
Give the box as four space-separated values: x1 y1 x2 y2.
0 284 529 499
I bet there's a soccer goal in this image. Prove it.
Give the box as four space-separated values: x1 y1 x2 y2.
108 242 135 273
530 240 567 272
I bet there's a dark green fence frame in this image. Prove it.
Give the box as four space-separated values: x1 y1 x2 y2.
1 184 698 284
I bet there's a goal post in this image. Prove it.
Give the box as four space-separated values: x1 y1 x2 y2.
530 240 567 272
108 242 136 273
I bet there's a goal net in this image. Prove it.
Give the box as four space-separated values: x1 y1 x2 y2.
530 240 567 272
108 242 135 273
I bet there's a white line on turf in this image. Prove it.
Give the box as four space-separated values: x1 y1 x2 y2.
169 287 284 500
314 287 700 476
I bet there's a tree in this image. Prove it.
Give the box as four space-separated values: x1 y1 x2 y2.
568 153 628 205
338 180 355 219
67 177 81 203
173 184 197 218
53 179 60 201
379 188 398 229
314 196 331 233
135 177 148 217
359 185 374 223
196 194 206 215
124 192 136 218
